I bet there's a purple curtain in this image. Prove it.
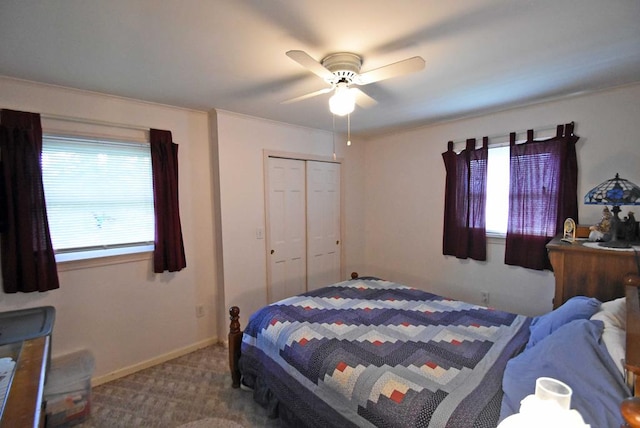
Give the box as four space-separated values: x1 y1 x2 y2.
442 137 488 260
150 129 186 273
0 109 59 293
505 123 579 270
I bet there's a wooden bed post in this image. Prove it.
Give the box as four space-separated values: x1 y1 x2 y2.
228 306 242 388
623 274 640 427
625 274 640 396
622 397 640 428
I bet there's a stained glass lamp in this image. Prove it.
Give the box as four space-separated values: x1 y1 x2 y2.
584 173 640 247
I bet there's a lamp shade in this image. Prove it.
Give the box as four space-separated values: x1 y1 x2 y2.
584 173 640 206
329 84 355 116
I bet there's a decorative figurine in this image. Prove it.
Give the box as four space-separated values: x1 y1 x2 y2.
589 207 612 241
623 211 638 242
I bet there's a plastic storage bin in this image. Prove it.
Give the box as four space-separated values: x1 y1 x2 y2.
44 350 94 427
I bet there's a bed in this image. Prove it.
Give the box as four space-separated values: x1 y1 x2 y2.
228 273 640 427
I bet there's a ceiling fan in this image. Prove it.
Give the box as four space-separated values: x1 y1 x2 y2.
283 50 425 116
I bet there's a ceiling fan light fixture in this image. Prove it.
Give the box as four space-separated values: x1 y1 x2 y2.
329 83 355 116
285 49 424 115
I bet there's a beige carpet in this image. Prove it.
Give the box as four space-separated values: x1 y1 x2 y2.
76 345 282 428
177 417 244 428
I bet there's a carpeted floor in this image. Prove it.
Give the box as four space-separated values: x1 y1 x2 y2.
76 345 283 428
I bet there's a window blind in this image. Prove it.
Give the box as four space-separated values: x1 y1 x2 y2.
41 135 154 252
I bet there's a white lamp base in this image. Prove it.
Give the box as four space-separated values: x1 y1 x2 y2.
498 394 590 428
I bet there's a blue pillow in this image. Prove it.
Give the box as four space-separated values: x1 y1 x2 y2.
526 296 600 349
500 319 629 428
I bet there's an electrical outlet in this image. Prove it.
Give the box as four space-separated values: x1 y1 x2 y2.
196 305 205 318
481 291 490 305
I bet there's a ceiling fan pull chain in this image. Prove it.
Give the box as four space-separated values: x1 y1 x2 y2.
332 114 337 160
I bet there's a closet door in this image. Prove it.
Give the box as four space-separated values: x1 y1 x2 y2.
306 161 341 290
267 157 307 303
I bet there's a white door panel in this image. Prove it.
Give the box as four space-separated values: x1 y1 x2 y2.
306 161 341 290
267 158 306 303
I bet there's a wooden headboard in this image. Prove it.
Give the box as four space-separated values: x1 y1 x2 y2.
623 274 640 427
625 275 640 392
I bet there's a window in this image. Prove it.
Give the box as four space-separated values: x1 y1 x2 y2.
486 145 510 235
41 135 155 261
486 141 568 238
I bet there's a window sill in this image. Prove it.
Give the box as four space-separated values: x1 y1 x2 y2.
56 245 153 272
487 232 506 244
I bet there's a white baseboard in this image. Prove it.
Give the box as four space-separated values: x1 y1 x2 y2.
92 337 221 387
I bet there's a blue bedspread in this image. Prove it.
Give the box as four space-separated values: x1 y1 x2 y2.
500 319 630 427
239 278 531 427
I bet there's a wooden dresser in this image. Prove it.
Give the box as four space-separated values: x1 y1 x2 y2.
547 235 640 308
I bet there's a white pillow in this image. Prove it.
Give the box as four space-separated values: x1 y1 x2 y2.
598 297 626 329
590 297 626 376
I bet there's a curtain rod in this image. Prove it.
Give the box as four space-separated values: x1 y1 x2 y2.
449 123 563 146
41 112 150 132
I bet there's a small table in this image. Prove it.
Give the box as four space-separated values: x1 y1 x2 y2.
0 336 49 428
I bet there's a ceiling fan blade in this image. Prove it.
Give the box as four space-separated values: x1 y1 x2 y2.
286 50 334 81
352 88 377 108
357 56 425 85
281 87 333 104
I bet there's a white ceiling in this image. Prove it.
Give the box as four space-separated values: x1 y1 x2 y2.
1 0 639 136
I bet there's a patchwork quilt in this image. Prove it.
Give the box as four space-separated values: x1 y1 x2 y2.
239 278 530 428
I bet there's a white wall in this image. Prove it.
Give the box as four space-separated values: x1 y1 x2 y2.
213 110 365 321
0 77 218 381
2 75 636 381
358 84 640 316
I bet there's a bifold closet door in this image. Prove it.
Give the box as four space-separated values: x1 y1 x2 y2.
267 157 307 303
306 161 341 291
